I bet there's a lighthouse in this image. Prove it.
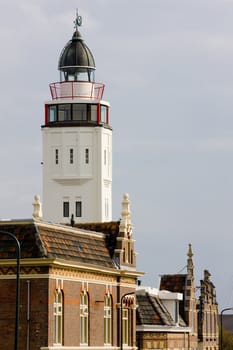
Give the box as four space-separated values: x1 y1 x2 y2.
42 13 112 224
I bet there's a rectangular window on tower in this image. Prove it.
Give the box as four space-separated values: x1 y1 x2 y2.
73 104 87 121
105 198 109 219
63 202 69 218
49 105 57 122
70 148 74 164
55 149 59 165
104 149 107 165
58 104 71 121
76 201 82 217
90 105 97 121
100 105 108 123
85 148 89 164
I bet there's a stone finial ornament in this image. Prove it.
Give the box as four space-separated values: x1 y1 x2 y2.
119 193 132 237
32 195 43 219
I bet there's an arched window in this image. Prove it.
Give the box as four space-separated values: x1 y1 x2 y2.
104 293 112 345
80 291 89 345
122 295 135 347
53 289 63 345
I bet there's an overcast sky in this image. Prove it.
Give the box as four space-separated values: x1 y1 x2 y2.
1 0 233 311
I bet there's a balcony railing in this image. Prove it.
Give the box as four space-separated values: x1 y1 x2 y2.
49 81 105 100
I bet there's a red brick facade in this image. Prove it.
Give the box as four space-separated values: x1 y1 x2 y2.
0 219 141 350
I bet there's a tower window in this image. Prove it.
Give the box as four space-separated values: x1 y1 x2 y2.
76 201 82 217
46 104 100 123
100 105 108 123
85 148 89 164
63 202 69 217
55 149 59 164
58 104 71 121
49 105 57 122
105 198 109 219
70 148 74 164
104 150 107 165
73 104 87 121
90 105 97 121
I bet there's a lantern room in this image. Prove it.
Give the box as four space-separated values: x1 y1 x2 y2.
44 12 110 128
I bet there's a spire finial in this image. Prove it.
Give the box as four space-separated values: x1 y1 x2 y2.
187 243 194 276
187 243 193 259
74 9 82 31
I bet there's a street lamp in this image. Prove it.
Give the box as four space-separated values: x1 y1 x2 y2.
0 230 21 350
220 307 233 350
120 291 135 350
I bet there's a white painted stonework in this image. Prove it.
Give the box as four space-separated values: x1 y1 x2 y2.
42 102 112 224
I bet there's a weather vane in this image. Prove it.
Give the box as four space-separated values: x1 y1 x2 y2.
74 9 82 30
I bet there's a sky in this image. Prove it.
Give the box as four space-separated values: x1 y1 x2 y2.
0 0 233 311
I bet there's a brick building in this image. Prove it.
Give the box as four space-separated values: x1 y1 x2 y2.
136 287 191 349
0 12 144 350
0 10 219 350
136 244 219 350
198 270 219 349
0 194 143 350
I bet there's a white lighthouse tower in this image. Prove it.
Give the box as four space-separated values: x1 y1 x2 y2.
42 13 112 224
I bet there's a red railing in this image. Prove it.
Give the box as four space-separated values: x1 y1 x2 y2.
49 81 105 100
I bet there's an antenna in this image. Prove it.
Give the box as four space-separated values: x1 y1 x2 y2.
74 9 82 30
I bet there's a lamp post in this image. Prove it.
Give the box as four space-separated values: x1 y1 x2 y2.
0 230 21 350
220 307 233 350
120 291 135 350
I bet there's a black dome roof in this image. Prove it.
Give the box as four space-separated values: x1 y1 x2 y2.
58 30 95 71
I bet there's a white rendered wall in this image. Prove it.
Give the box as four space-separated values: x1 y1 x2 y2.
42 125 112 223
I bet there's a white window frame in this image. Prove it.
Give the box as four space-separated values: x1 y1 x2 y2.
122 308 128 345
54 289 63 345
104 294 112 345
80 291 89 345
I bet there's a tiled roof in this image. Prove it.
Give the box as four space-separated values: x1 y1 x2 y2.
160 274 187 294
136 292 186 327
0 220 116 269
73 221 120 257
